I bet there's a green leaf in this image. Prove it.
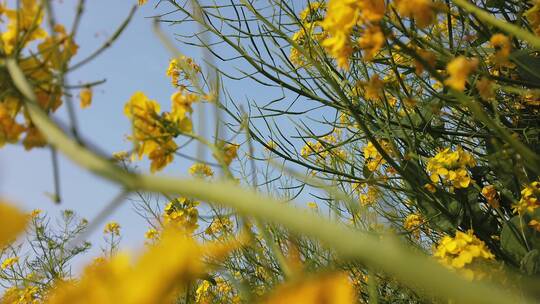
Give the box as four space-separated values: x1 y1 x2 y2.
485 0 505 9
520 249 540 276
500 210 540 264
510 50 540 86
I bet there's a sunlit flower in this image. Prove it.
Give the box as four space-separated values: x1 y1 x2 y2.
404 213 423 239
426 147 476 189
445 56 479 91
104 222 121 236
358 25 384 61
189 163 214 177
163 198 199 234
1 257 19 270
0 201 28 247
261 272 355 303
46 229 247 304
512 181 540 214
434 230 494 280
490 33 513 68
80 88 93 109
394 0 442 28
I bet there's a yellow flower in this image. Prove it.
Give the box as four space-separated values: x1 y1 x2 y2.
363 139 391 171
1 285 39 303
0 202 28 247
261 272 355 303
112 151 130 162
166 56 201 87
38 24 79 69
307 202 318 210
529 219 540 232
145 228 159 240
424 183 437 193
0 101 25 148
300 142 312 158
320 1 358 70
30 209 42 219
490 33 513 67
426 147 476 189
299 2 326 21
205 217 234 236
476 78 495 100
321 0 385 69
1 0 48 54
481 185 499 209
80 88 93 109
217 142 239 166
358 25 385 61
22 126 47 151
170 90 199 121
404 213 423 238
444 56 479 91
363 75 384 102
289 21 327 67
124 91 162 154
124 91 180 172
46 229 246 304
434 230 494 280
195 280 212 303
138 0 148 5
1 256 19 269
166 58 180 86
189 163 214 177
148 139 177 173
265 140 277 151
104 221 121 235
163 198 199 234
394 0 442 28
359 185 380 206
512 181 540 214
414 49 436 75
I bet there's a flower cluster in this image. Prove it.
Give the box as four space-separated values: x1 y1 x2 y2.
166 56 201 89
163 198 200 234
426 147 476 189
301 134 346 164
490 34 513 68
403 213 423 239
124 89 197 172
46 229 245 304
445 56 479 91
0 0 81 150
189 163 214 177
103 222 121 236
290 3 327 67
205 217 234 237
513 181 540 214
363 140 391 172
1 256 19 270
321 0 385 69
434 230 495 280
394 0 444 28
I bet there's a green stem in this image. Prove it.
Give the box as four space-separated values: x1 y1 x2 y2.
452 0 540 50
6 59 531 304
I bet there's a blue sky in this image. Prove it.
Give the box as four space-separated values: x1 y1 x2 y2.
1 0 330 269
0 1 193 262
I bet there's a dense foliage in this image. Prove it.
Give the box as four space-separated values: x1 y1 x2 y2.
1 0 540 303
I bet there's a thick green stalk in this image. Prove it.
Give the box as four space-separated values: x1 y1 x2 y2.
6 59 532 304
